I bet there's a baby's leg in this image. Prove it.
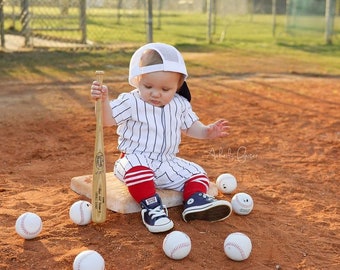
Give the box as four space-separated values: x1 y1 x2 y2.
114 154 174 233
164 158 232 223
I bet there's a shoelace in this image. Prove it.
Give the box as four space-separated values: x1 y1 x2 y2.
201 193 215 201
148 205 168 219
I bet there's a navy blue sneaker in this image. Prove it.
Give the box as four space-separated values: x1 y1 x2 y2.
140 194 174 233
182 192 232 222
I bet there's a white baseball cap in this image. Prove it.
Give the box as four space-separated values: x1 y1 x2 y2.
128 43 188 87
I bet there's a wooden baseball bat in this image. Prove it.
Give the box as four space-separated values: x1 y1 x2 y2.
92 70 107 223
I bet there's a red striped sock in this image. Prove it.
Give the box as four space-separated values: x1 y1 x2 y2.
183 174 209 201
124 166 156 203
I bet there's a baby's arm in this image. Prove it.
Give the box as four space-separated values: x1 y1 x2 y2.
184 119 230 139
90 81 117 126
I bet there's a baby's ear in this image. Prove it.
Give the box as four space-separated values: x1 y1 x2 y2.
177 82 191 102
136 75 142 83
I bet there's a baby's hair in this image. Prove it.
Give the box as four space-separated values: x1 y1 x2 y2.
139 49 185 90
140 49 163 67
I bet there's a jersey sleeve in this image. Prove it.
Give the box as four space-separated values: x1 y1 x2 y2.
109 93 132 125
180 97 199 130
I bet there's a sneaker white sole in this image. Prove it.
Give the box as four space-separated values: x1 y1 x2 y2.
144 219 174 233
182 200 232 222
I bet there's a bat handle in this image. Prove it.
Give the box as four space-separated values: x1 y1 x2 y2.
94 70 105 120
95 70 104 85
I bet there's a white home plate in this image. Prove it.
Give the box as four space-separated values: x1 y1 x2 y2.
70 173 218 214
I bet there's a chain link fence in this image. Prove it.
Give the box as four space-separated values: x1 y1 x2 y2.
0 0 339 51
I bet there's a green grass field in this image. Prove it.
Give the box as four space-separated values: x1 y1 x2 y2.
1 7 340 81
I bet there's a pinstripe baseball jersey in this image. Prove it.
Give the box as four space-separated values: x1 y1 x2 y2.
109 89 199 161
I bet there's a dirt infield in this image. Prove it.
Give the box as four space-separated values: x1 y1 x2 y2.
0 72 339 269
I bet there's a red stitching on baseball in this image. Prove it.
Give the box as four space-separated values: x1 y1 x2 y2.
75 251 93 270
20 213 42 236
225 242 247 259
171 242 190 258
79 201 85 224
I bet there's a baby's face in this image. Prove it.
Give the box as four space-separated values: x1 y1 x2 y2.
138 71 181 107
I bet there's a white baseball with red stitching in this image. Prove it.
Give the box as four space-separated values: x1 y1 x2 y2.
73 250 105 270
231 192 254 215
224 232 252 261
163 231 191 260
15 212 42 239
69 200 92 225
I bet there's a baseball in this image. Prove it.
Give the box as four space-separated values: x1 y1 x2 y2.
163 231 191 260
216 173 237 194
15 212 42 239
224 232 252 261
69 200 92 225
73 250 105 270
231 192 254 215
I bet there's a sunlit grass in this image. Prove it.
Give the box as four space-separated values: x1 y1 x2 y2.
3 5 339 48
1 6 340 82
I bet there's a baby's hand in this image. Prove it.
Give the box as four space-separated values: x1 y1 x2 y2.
206 119 230 139
90 81 108 101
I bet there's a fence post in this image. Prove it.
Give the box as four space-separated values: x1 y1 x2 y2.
21 0 30 47
207 0 213 44
0 0 4 48
117 0 123 24
80 0 87 44
272 0 277 37
146 0 153 43
157 0 163 30
325 0 335 45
